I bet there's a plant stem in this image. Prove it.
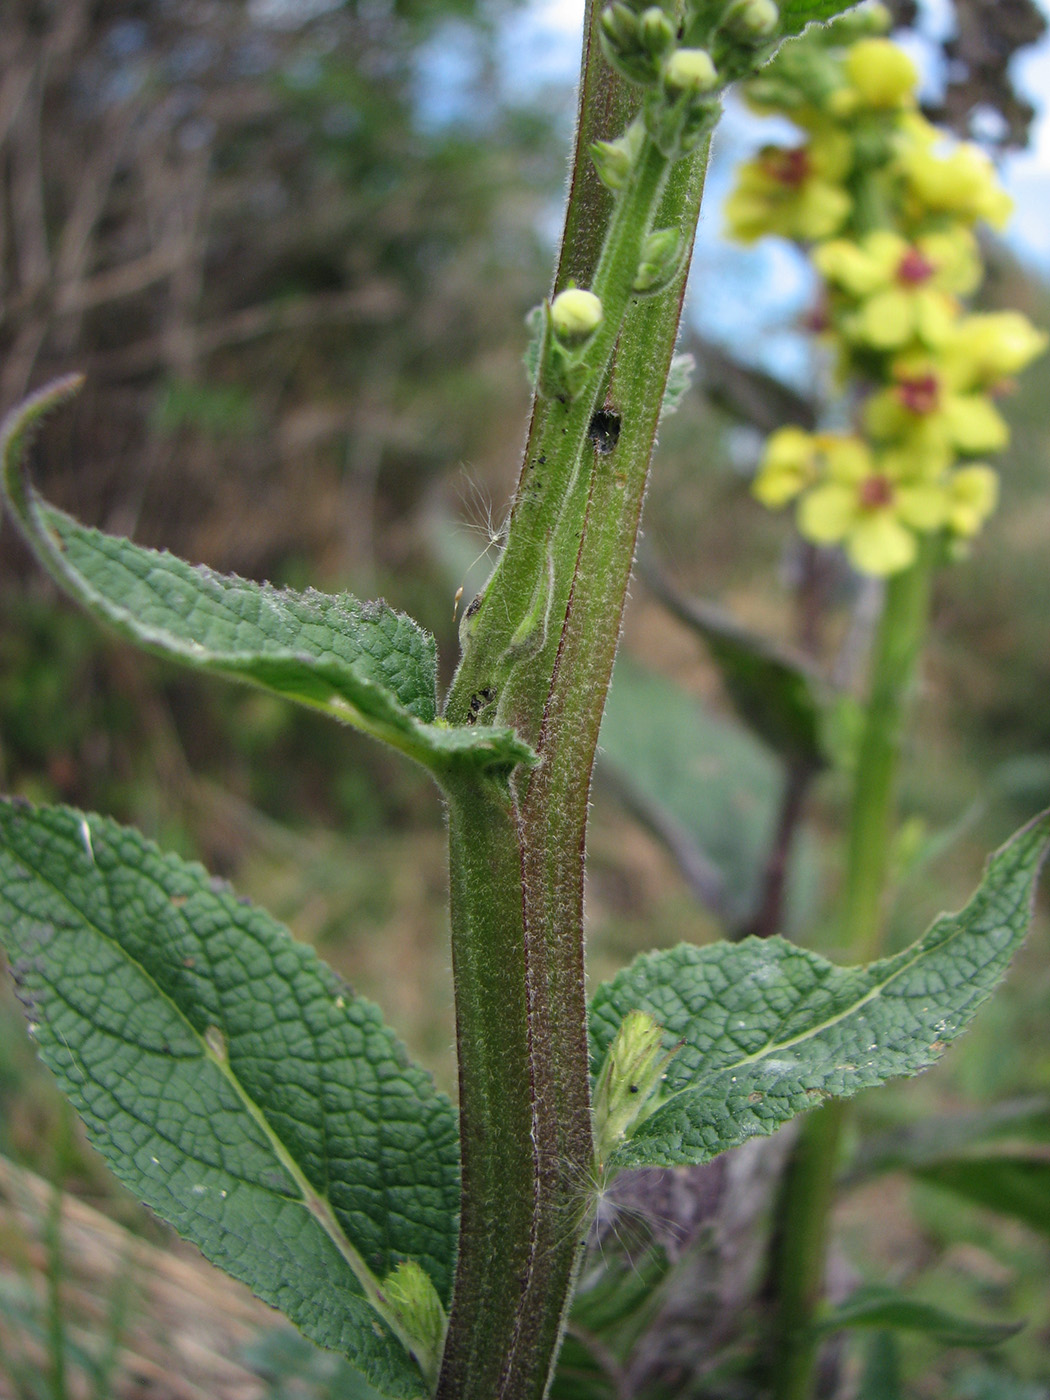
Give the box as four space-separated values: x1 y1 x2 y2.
436 5 712 1392
444 104 669 740
770 554 933 1400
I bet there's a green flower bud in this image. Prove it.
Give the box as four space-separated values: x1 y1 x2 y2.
633 226 682 292
550 287 604 343
592 1009 678 1171
600 1 665 85
639 5 676 57
380 1260 446 1389
590 119 645 190
663 46 719 94
723 0 779 40
600 0 638 52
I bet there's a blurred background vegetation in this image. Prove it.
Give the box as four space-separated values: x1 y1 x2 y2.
0 0 1049 1395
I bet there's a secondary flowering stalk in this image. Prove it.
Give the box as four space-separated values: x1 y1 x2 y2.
725 17 1045 1397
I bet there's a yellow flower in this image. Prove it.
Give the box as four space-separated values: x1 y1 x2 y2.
898 138 1012 229
752 427 862 507
725 130 853 243
940 311 1048 391
813 228 979 349
863 354 1009 462
828 37 918 115
794 436 949 575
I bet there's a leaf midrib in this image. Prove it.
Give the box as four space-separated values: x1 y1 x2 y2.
636 877 1029 1115
0 816 412 1350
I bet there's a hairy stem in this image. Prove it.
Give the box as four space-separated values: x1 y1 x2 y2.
436 4 712 1393
770 554 933 1400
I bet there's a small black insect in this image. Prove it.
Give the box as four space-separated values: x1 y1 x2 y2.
588 409 621 456
467 686 495 724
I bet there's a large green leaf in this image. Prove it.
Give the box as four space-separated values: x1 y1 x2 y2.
589 813 1049 1170
815 1285 1023 1348
0 378 533 778
0 800 460 1398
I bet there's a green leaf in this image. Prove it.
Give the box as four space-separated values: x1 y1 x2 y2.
639 568 828 769
0 800 460 1398
0 378 533 779
589 812 1050 1170
778 0 862 36
658 352 695 420
815 1285 1023 1348
912 1156 1050 1238
850 1097 1050 1182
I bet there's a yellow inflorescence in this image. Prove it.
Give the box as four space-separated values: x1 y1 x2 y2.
726 21 1046 576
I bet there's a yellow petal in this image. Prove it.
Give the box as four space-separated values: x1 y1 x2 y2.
814 238 887 296
863 388 908 440
844 39 918 109
912 290 957 347
822 435 873 482
895 482 949 530
855 288 914 349
797 483 856 543
794 181 852 241
943 394 1009 454
848 512 917 575
948 464 999 535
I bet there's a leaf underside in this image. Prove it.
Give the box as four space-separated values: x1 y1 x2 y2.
0 378 533 777
0 800 460 1399
589 812 1050 1170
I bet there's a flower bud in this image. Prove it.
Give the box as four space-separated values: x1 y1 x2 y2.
590 119 644 190
663 46 719 94
592 1009 677 1171
381 1260 446 1387
633 226 682 292
600 0 638 52
550 287 604 343
723 0 779 40
639 5 676 57
600 2 664 84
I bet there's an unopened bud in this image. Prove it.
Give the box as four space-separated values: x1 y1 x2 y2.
663 47 719 94
600 0 638 51
633 226 682 292
592 1009 677 1170
590 119 645 191
380 1260 446 1388
723 0 779 39
639 6 676 56
550 287 604 343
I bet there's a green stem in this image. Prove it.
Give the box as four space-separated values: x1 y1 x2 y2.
770 554 933 1400
841 558 934 963
435 7 712 1394
444 117 671 739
